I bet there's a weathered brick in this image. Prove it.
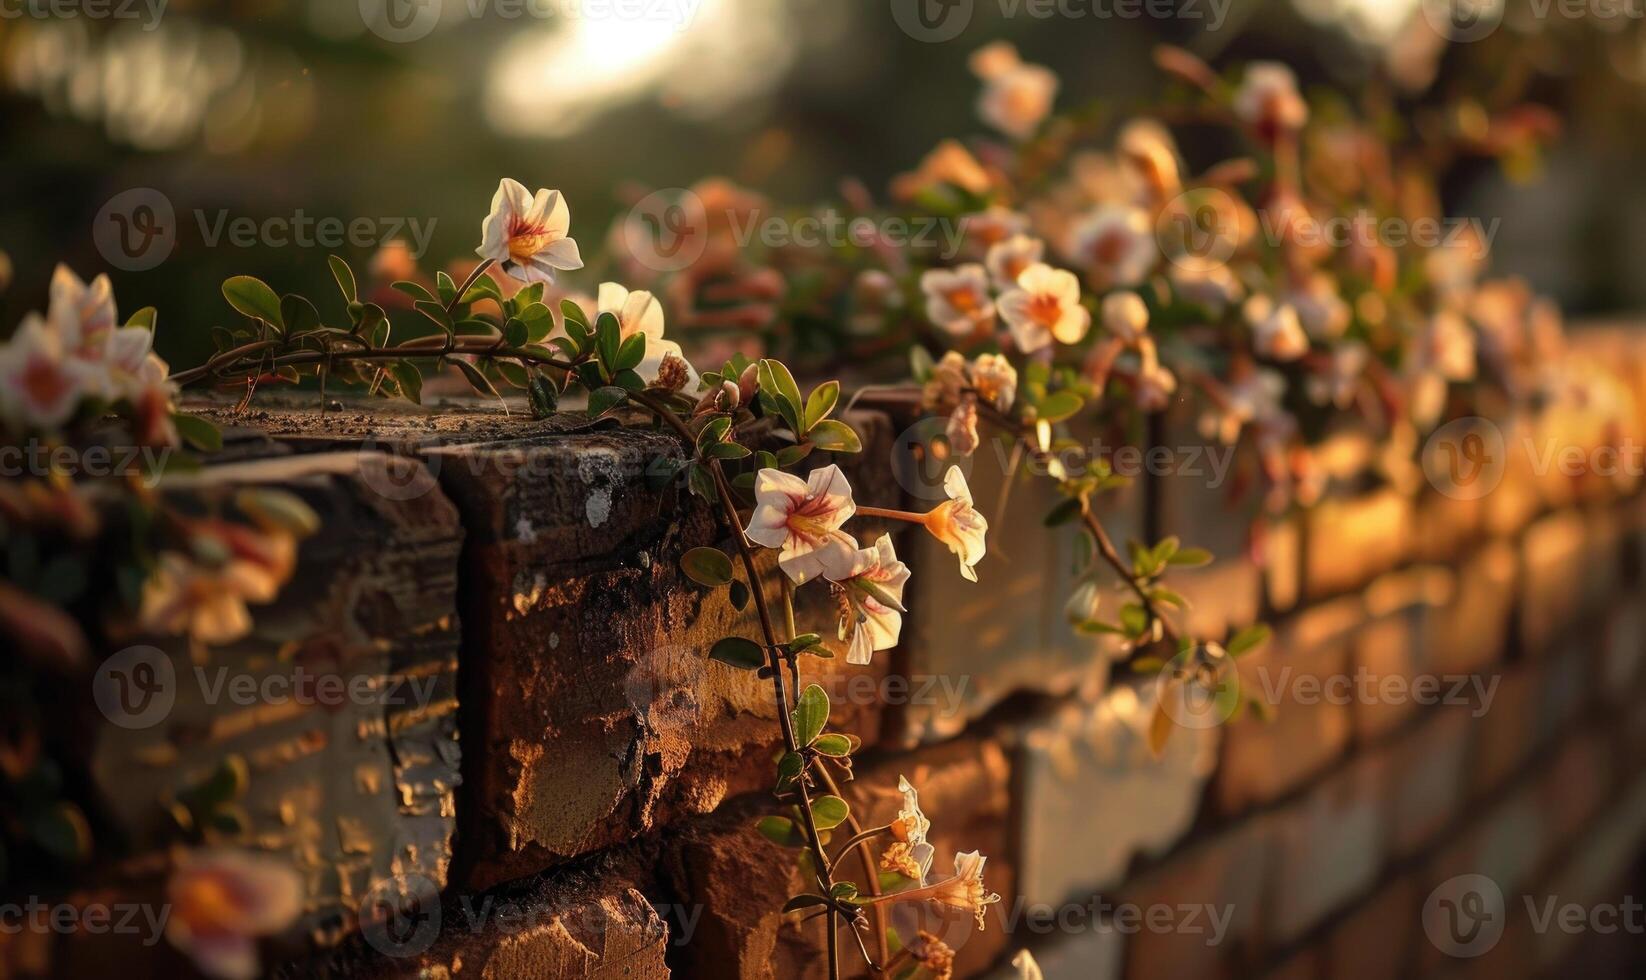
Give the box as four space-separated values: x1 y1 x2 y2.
1423 542 1515 678
1017 681 1219 906
1536 731 1610 849
85 452 463 952
1600 601 1646 703
1302 490 1412 601
428 416 907 888
1469 663 1540 798
898 437 1142 744
1385 708 1472 858
1265 754 1387 945
1323 874 1418 980
1411 489 1485 566
1116 820 1270 980
1482 418 1544 540
1214 598 1360 815
1518 512 1590 654
660 736 1012 980
1350 596 1429 742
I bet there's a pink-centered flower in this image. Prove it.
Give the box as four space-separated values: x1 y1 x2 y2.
745 465 858 585
970 42 1058 141
835 534 910 666
1068 205 1157 290
477 178 584 285
985 234 1045 290
0 314 91 433
999 263 1091 352
895 850 1002 931
1234 61 1308 137
595 282 697 388
165 849 304 980
921 265 995 337
960 207 1031 255
924 467 987 582
1169 262 1245 316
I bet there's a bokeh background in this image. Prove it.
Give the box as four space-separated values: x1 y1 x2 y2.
2 0 1645 367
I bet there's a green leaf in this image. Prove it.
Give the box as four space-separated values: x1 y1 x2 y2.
414 300 455 334
615 332 648 372
173 413 223 453
758 358 804 433
804 380 840 434
391 362 423 404
451 358 501 402
729 579 751 611
518 302 554 342
588 385 628 418
436 271 458 305
710 636 766 670
812 733 854 757
791 684 829 746
758 816 809 849
909 345 935 382
788 633 824 653
222 276 284 330
776 444 813 467
1150 587 1188 609
1044 498 1082 527
829 881 860 902
392 280 438 304
705 441 752 460
1227 623 1272 658
1118 602 1148 637
808 420 862 454
125 306 157 332
28 802 91 864
1038 391 1085 424
463 275 504 308
281 294 323 335
561 299 591 333
811 795 850 831
595 312 623 371
328 255 358 303
774 751 803 793
681 547 734 587
1168 547 1214 567
503 317 528 347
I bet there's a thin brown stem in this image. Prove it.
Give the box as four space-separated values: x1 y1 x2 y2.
1080 504 1179 646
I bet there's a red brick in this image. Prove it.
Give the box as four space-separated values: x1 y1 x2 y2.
1214 598 1360 815
1424 542 1515 678
1303 491 1413 601
1468 663 1539 798
1518 512 1588 655
1265 754 1388 945
1117 820 1271 980
1324 874 1419 980
1385 708 1472 858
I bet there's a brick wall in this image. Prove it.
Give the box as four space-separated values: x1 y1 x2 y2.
12 330 1646 979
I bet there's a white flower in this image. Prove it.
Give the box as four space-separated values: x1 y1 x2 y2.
1244 295 1309 362
971 43 1058 140
1101 291 1150 343
923 467 988 582
835 534 910 666
1288 273 1350 341
47 265 119 364
985 234 1045 290
1234 61 1308 135
881 774 935 883
1069 205 1157 289
1065 579 1101 625
0 314 92 432
477 178 584 285
165 849 303 980
999 263 1091 353
925 851 1002 930
595 282 697 387
745 465 858 585
921 265 995 336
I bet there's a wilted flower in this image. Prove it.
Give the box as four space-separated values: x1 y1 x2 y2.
1068 205 1157 289
1101 291 1150 344
946 398 981 456
834 534 910 665
971 353 1017 412
595 282 698 388
1117 120 1183 205
924 467 988 582
999 263 1091 352
908 850 1001 930
910 932 957 980
745 465 859 585
970 42 1058 141
921 265 996 337
165 849 303 980
922 351 970 413
477 178 584 285
986 234 1046 290
1244 295 1309 362
1234 62 1308 137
